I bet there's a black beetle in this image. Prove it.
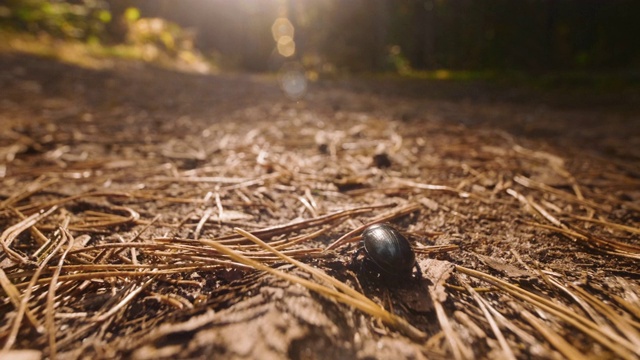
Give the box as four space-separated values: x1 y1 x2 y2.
352 223 421 278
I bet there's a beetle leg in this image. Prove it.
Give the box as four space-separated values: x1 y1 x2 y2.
413 262 423 280
351 246 366 271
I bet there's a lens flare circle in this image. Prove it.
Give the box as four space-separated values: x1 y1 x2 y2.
278 62 307 99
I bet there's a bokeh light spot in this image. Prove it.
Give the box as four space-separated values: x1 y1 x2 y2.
271 17 294 42
278 62 307 99
277 35 295 57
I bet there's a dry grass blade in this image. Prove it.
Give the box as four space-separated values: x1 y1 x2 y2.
508 189 640 257
572 215 640 235
200 228 428 342
513 175 604 210
148 175 250 184
2 219 71 353
233 228 372 308
13 209 51 248
193 208 213 241
71 206 140 230
515 146 586 202
414 244 459 256
0 268 42 334
198 239 388 329
0 177 58 209
92 275 157 322
271 226 331 249
11 265 229 289
1 206 58 263
455 265 639 359
45 227 74 359
432 300 465 360
522 220 586 240
0 349 42 360
15 191 130 215
216 203 393 242
520 309 589 360
463 282 516 360
325 202 421 250
478 292 538 345
127 192 207 204
541 273 614 332
236 228 429 342
525 221 640 260
428 261 469 360
394 178 490 203
610 292 640 321
568 283 640 347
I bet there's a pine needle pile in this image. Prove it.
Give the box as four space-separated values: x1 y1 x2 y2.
1 56 639 359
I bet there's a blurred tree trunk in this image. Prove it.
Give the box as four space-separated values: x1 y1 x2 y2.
409 0 436 70
372 0 390 70
544 0 557 69
421 1 436 69
104 0 129 43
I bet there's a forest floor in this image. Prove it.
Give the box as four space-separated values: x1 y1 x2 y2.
1 49 640 360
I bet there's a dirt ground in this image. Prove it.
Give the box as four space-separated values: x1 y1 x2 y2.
1 51 640 359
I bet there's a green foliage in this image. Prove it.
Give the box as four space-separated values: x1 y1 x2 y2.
123 7 139 23
0 0 111 41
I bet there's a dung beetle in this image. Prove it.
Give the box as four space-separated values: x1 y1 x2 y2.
352 223 421 278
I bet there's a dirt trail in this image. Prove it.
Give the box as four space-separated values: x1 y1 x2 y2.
1 52 639 359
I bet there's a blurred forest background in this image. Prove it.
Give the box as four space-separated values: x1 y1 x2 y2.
1 0 639 79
